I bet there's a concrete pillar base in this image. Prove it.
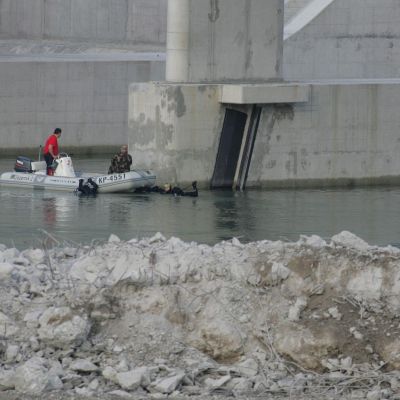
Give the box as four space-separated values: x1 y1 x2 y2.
128 82 224 186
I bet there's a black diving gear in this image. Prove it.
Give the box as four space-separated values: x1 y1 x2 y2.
75 178 99 196
136 181 198 197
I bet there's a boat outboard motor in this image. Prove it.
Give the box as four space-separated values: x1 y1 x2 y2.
14 156 33 173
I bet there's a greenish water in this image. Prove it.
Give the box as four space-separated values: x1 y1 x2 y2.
1 157 400 249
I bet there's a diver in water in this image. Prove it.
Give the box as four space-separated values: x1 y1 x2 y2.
151 181 198 197
75 178 99 196
136 181 198 197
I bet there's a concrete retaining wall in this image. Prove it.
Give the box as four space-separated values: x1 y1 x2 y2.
0 60 164 156
284 0 400 80
247 82 400 187
0 0 167 46
0 0 167 155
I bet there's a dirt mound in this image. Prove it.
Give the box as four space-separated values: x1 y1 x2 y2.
1 231 400 399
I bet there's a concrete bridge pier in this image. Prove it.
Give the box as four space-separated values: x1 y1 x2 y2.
129 0 297 188
127 0 400 189
129 80 309 189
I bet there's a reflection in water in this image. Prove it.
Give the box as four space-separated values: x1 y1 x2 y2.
109 203 131 224
213 191 258 242
109 196 150 225
0 186 399 249
214 196 238 234
236 193 257 242
43 198 57 227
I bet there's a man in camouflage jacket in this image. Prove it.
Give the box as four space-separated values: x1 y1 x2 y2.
108 145 132 174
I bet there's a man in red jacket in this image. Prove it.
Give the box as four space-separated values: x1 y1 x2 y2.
43 128 62 175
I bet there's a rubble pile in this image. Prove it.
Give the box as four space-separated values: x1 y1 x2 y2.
1 231 400 399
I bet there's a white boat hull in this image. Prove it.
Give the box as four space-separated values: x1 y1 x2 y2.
0 170 156 193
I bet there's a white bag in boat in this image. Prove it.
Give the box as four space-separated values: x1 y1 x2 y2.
54 156 76 177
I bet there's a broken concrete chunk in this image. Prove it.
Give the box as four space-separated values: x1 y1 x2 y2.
102 366 118 383
331 231 370 252
108 234 121 243
149 232 166 244
3 248 20 261
22 249 45 265
69 359 99 373
204 375 231 389
5 344 19 363
0 312 19 338
38 307 90 348
349 327 363 340
14 357 61 395
271 262 291 283
328 306 342 320
116 367 150 390
0 262 14 280
288 296 308 322
151 372 185 394
0 369 15 391
235 358 259 377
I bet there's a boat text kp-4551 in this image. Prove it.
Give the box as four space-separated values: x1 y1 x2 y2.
0 154 156 193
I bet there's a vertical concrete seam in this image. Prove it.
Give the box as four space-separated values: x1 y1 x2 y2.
125 0 129 42
41 0 45 38
188 0 192 78
244 0 251 76
69 0 73 37
367 85 378 172
11 0 16 36
208 0 220 80
157 0 161 42
95 1 98 39
108 0 111 36
276 0 284 77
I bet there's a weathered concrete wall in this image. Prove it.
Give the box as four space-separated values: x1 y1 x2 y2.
184 0 284 82
0 0 167 154
0 60 164 155
128 82 223 185
247 83 400 187
0 0 167 46
284 0 400 80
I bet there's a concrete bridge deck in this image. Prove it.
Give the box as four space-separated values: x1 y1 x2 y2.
0 52 165 62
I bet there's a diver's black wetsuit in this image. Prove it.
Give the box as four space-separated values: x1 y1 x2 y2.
76 178 99 196
149 181 198 197
137 181 198 197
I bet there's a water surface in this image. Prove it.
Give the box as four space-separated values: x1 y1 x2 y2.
1 156 400 249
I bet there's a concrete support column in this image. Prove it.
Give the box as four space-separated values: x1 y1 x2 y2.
166 0 190 82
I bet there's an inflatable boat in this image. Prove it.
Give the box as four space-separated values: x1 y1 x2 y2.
0 154 156 193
